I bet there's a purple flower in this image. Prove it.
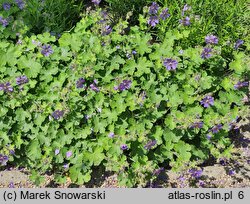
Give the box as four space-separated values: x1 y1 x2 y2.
0 154 8 166
85 114 91 120
234 81 249 89
179 50 184 54
132 50 137 55
66 151 72 158
182 4 191 16
210 124 223 134
149 2 159 15
108 132 115 138
180 16 191 26
55 149 60 155
76 78 85 89
190 121 203 129
200 95 214 108
41 44 53 57
3 3 11 10
120 144 128 150
0 82 13 93
17 39 22 45
91 0 101 5
90 80 100 92
163 58 178 70
153 167 164 176
206 134 212 140
0 17 9 27
118 80 132 91
9 150 15 155
144 140 157 150
15 0 25 9
228 169 235 176
126 53 131 59
198 180 205 187
234 39 244 50
16 75 29 86
147 16 159 27
189 169 203 178
219 158 227 166
160 8 170 20
178 175 186 182
102 25 112 35
8 182 14 188
177 175 186 187
139 91 147 106
205 35 218 44
51 110 64 120
63 163 69 169
201 47 212 59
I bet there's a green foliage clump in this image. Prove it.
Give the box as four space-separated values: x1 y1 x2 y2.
104 0 151 25
0 2 249 187
0 0 85 37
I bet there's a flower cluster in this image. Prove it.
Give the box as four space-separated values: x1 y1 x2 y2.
160 8 170 20
234 39 244 50
90 80 100 92
182 4 191 16
149 2 159 14
41 44 53 57
201 47 212 59
234 81 249 89
2 3 11 10
179 16 191 26
147 2 170 27
148 16 159 27
144 140 157 150
101 25 112 36
163 58 178 71
189 169 203 179
76 78 85 89
190 121 203 129
205 35 218 44
210 124 223 134
52 110 64 120
0 16 9 27
200 95 214 107
116 80 132 91
0 82 13 93
0 154 8 166
15 0 25 10
91 0 101 5
16 75 29 86
180 4 191 26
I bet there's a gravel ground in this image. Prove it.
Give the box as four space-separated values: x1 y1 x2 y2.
1 114 249 188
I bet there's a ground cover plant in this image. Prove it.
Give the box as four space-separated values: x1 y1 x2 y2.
0 0 249 187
